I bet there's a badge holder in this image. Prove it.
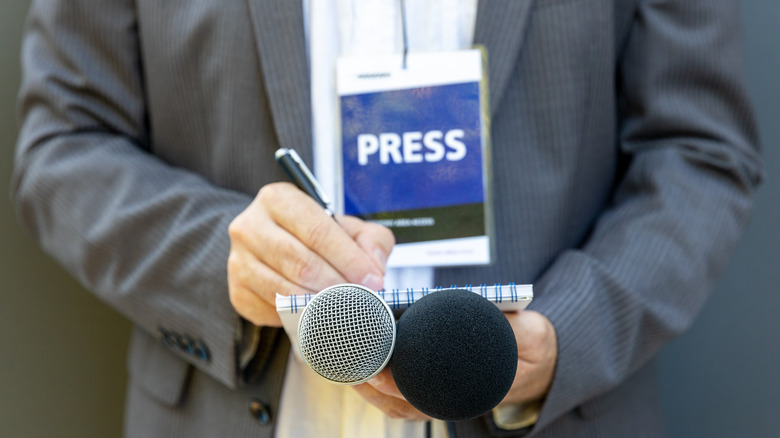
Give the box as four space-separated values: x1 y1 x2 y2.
336 24 493 268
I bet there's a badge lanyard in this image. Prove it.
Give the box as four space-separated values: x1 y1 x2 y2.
400 0 409 68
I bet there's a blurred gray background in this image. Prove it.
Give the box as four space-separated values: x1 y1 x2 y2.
0 3 131 437
1 2 777 437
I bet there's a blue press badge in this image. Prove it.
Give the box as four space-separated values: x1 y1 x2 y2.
337 48 493 267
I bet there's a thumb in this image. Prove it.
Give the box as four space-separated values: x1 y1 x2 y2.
505 310 557 362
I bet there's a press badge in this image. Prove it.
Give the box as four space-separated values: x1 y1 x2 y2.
337 48 493 267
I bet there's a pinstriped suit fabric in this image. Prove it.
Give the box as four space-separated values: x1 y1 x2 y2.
13 0 760 437
440 1 761 436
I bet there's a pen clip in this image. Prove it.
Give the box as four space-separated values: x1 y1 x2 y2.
275 148 333 210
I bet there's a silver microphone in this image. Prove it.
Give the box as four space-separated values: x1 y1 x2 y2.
297 284 396 385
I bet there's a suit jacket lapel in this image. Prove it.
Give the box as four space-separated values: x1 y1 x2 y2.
245 0 314 165
474 0 537 116
243 0 536 163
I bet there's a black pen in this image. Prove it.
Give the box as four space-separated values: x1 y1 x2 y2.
274 147 336 218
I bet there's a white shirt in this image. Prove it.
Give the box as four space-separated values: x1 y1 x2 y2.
275 2 478 437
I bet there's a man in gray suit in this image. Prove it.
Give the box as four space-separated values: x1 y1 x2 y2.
12 0 761 437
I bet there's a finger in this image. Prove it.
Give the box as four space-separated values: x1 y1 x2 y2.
352 382 431 421
227 249 313 326
367 367 404 399
229 189 346 292
228 284 282 327
337 215 395 273
247 219 348 292
228 246 313 298
259 184 385 290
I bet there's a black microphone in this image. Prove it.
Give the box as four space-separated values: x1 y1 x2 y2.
296 284 517 421
391 288 517 421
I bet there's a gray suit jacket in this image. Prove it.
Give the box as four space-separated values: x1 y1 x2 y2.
13 0 761 436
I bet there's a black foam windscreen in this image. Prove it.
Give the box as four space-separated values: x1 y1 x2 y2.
390 289 517 421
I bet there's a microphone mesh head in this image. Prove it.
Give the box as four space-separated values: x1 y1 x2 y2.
297 284 396 385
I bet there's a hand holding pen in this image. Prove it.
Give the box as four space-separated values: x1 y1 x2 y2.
228 147 435 420
225 147 393 327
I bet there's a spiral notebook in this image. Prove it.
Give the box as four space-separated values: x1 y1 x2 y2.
276 284 533 352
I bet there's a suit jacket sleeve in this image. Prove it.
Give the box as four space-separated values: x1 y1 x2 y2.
529 0 762 431
12 0 263 389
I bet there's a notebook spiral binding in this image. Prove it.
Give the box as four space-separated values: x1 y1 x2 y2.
277 283 533 314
